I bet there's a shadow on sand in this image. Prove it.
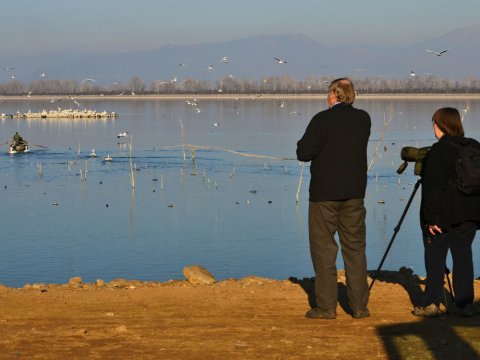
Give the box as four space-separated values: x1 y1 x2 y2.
290 267 480 359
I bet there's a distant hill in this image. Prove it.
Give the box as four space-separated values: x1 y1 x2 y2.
1 23 479 85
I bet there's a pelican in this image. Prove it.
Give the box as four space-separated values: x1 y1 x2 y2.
213 122 220 127
103 155 113 162
40 72 45 77
410 70 416 77
89 149 97 157
425 49 449 57
274 57 287 64
221 56 229 64
117 132 128 138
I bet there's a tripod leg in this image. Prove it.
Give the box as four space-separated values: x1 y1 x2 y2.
369 178 421 290
445 267 455 302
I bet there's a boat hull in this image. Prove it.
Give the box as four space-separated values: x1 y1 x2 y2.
8 144 29 154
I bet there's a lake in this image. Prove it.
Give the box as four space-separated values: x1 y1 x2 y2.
0 95 479 287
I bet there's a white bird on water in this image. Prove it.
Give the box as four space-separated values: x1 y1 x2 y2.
117 132 128 138
425 48 449 57
274 57 287 64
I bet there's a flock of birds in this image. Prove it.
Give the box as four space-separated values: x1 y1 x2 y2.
86 132 129 161
1 46 451 99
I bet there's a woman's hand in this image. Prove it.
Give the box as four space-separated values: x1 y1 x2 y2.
428 224 443 236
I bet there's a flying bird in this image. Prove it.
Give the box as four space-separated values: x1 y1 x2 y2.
80 78 96 84
274 57 287 64
425 48 449 57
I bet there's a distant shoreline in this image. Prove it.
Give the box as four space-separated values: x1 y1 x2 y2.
1 93 480 101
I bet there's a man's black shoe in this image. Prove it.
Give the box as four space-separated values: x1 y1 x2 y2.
305 308 336 319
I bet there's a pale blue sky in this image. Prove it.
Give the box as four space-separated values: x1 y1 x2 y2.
4 0 480 55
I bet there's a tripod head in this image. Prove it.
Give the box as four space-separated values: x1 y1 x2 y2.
396 146 431 176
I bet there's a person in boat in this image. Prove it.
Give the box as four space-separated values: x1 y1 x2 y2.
13 132 26 146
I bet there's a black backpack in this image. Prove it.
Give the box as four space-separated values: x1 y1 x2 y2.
447 137 480 195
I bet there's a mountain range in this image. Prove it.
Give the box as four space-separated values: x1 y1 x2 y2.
1 23 479 86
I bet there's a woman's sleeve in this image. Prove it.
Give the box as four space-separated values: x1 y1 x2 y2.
421 145 447 224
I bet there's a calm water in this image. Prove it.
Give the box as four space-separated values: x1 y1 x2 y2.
0 96 479 287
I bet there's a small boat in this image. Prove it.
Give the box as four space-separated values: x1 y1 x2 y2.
8 142 29 154
103 154 113 162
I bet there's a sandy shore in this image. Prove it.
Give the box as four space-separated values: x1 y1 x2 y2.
1 269 479 359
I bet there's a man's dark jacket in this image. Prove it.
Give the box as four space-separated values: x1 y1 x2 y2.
296 103 371 202
421 135 480 228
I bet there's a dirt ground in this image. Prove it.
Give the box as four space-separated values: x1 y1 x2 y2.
0 269 479 360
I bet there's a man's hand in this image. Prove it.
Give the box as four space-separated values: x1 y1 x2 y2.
428 224 443 236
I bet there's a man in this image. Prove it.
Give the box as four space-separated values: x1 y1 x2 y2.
13 132 24 146
13 131 22 146
296 78 371 319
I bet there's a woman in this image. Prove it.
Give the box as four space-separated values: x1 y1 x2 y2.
413 107 480 318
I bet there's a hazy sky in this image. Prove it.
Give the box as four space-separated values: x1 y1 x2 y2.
5 0 480 55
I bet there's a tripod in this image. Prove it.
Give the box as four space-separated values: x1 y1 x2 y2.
369 178 455 302
369 178 421 290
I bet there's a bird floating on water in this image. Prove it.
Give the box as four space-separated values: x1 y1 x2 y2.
117 132 128 138
103 155 113 162
89 149 97 157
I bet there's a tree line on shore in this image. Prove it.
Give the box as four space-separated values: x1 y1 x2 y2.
1 75 480 96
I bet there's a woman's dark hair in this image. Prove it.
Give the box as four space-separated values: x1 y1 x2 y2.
432 107 464 136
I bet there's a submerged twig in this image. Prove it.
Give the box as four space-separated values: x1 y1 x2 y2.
368 110 394 172
129 135 135 188
296 162 305 204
